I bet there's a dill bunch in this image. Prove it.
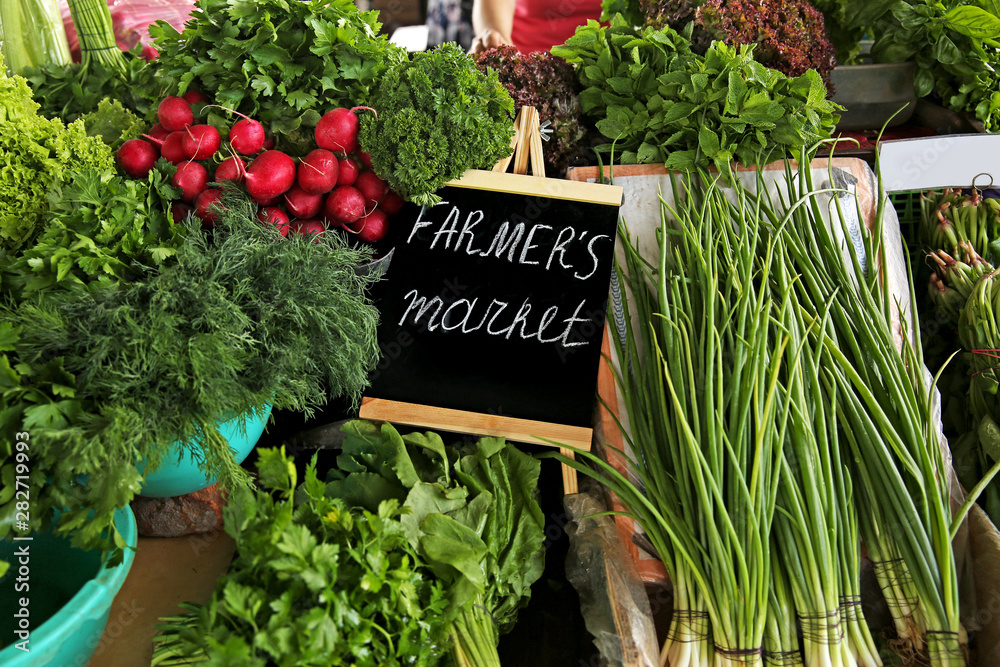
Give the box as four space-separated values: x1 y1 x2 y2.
0 191 381 558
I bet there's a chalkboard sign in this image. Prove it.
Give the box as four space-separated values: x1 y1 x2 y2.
360 170 622 492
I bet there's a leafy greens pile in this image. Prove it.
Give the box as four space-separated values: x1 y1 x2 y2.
552 18 840 170
360 43 515 205
868 0 1000 132
330 422 546 647
0 192 381 558
152 422 546 667
0 54 114 252
1 166 185 299
24 50 152 124
630 0 837 86
153 447 453 667
147 0 404 155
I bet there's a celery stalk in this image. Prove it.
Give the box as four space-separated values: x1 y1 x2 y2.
0 0 71 74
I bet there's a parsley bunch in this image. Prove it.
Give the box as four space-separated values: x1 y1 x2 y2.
154 447 452 667
2 165 185 299
553 18 840 171
147 0 404 156
360 43 515 205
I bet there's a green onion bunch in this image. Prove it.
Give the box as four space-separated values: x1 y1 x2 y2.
591 173 785 666
562 152 995 666
65 0 126 76
919 191 1000 540
768 156 976 665
958 268 1000 448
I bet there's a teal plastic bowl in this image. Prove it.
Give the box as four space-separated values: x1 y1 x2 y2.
139 403 273 498
0 507 137 667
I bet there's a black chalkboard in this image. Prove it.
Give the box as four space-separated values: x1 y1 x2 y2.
363 171 622 434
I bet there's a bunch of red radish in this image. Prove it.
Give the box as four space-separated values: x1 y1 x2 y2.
115 92 401 243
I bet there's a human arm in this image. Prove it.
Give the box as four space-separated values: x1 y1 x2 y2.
469 0 516 53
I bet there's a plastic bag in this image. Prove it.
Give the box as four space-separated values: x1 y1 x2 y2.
59 0 195 61
565 479 659 667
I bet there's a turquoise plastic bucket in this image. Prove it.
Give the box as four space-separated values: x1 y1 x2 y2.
139 403 273 498
0 506 137 666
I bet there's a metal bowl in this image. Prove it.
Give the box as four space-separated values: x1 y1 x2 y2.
830 62 917 131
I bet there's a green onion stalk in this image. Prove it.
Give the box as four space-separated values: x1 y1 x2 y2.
766 153 991 666
0 0 71 73
65 0 126 76
763 553 803 667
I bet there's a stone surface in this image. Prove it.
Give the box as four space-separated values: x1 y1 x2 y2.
131 483 226 537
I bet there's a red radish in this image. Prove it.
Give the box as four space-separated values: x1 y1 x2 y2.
314 106 375 154
380 191 405 215
182 90 209 106
255 196 280 207
262 136 275 151
160 131 191 164
172 161 209 203
336 156 360 186
258 206 289 236
230 118 266 155
200 104 266 154
297 149 339 195
171 202 193 223
324 185 366 225
194 188 225 225
141 44 159 61
147 123 171 142
158 96 194 132
283 185 324 219
182 124 221 161
215 156 246 183
243 150 296 201
358 151 373 169
349 209 389 243
116 139 159 178
354 170 388 207
291 218 326 241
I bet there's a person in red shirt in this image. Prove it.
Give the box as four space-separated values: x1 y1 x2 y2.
469 0 602 54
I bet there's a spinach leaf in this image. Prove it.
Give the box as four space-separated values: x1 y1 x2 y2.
330 420 547 657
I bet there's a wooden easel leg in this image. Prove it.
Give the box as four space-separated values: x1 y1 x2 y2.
560 447 578 495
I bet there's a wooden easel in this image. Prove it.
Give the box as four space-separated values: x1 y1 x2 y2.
494 106 546 177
